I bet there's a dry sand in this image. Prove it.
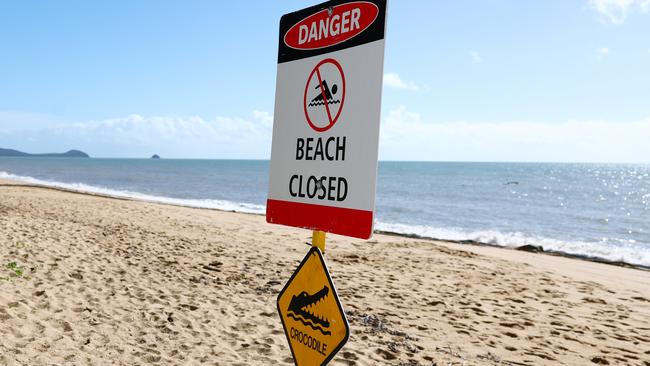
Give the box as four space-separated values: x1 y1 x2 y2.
0 180 649 365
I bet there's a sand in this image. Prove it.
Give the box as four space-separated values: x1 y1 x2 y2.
0 179 649 365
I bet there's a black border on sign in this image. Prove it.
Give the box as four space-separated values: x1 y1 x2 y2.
278 0 387 63
276 247 351 366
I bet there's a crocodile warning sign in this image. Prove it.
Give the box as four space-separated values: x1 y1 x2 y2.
277 247 349 366
267 0 387 239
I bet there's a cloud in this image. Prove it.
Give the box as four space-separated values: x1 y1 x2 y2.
3 108 650 163
643 0 650 10
589 0 650 24
470 51 482 64
380 106 650 163
383 73 422 91
597 47 610 59
0 112 273 159
252 110 273 125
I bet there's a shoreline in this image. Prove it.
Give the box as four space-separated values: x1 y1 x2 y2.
1 177 647 272
375 230 650 272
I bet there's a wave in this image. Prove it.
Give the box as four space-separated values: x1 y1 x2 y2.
0 171 265 214
308 99 341 107
286 312 332 336
375 221 650 268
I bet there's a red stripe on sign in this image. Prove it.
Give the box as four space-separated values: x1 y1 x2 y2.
266 199 373 239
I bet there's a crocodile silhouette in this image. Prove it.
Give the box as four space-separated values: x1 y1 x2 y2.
308 80 340 107
287 285 331 335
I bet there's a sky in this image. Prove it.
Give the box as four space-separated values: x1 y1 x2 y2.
0 0 649 162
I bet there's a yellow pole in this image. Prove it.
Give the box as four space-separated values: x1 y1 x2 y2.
312 230 326 253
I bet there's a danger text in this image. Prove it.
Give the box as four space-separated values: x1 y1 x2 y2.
298 8 361 46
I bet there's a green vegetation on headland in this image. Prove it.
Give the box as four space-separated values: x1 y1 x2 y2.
0 148 89 158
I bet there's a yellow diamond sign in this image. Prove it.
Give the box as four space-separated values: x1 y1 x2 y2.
277 247 350 366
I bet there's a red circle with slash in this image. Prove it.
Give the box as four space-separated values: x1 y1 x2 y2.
303 58 346 132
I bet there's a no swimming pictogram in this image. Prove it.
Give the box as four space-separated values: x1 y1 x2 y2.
303 58 346 132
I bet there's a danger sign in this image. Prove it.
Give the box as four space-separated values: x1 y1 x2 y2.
267 0 387 239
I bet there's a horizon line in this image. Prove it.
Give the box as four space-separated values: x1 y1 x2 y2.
2 155 649 165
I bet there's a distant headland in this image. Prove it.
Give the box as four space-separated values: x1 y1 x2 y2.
0 148 90 158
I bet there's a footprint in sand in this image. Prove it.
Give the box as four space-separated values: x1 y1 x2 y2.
375 348 398 360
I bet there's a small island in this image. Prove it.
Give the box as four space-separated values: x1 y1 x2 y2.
0 148 90 158
150 154 161 159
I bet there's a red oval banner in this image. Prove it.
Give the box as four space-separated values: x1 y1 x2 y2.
284 1 379 50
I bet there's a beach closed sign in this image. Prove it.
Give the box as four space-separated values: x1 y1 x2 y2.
267 0 387 239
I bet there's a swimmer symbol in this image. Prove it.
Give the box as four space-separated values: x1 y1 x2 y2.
308 80 340 107
287 286 332 335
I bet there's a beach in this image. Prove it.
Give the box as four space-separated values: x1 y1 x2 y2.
1 179 649 365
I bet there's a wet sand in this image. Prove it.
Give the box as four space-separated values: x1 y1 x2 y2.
1 180 649 365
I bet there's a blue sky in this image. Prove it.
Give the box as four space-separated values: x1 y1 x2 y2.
1 0 649 161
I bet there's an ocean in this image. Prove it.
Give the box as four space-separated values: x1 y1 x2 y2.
1 158 648 267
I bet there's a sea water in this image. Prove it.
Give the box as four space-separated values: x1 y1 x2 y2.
1 158 648 267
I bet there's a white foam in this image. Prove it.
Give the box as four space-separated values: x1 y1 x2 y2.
0 171 265 214
375 221 650 268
